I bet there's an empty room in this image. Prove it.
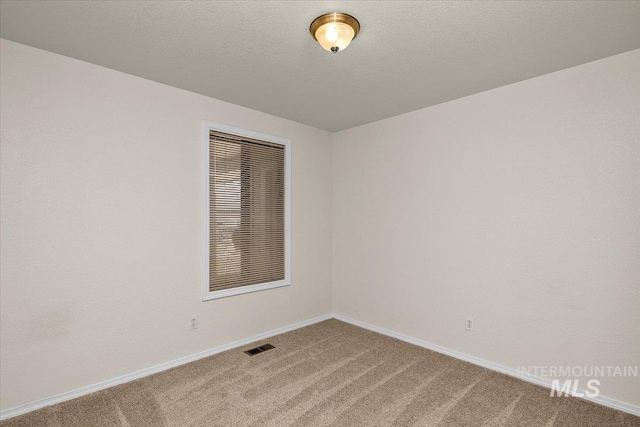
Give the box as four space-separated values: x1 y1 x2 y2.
1 1 639 426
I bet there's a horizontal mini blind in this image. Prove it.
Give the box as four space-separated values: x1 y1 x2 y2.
209 130 285 292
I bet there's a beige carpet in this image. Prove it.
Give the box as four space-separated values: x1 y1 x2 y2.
2 319 639 426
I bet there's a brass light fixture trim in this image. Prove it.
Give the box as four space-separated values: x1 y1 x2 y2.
310 13 360 53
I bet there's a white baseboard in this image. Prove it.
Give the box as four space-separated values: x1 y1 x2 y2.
333 313 640 417
0 313 333 421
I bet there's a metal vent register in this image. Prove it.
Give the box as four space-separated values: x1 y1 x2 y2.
244 344 275 356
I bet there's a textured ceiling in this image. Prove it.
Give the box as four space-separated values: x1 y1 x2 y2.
2 1 640 132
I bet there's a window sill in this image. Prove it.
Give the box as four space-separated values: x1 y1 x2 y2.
202 279 291 301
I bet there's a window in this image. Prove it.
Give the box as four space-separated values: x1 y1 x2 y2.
201 121 291 300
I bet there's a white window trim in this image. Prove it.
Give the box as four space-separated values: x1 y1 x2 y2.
201 120 292 301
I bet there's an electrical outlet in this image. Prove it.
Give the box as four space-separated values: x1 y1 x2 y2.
190 315 198 330
466 317 474 331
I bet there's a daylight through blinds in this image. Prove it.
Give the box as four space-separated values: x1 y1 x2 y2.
209 130 285 291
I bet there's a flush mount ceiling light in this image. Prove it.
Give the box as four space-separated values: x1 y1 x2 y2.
310 13 360 53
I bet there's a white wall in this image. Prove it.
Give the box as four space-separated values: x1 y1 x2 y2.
0 39 333 410
333 49 640 406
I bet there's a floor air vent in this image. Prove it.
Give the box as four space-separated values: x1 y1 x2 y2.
244 344 275 356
